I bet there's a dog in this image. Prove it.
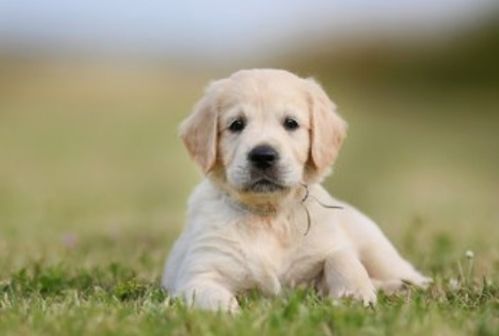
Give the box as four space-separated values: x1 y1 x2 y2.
162 69 431 312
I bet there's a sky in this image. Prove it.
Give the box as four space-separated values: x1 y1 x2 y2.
0 0 497 60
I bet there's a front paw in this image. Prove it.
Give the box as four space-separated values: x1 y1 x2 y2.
405 274 433 289
180 283 240 313
193 292 240 313
329 281 377 306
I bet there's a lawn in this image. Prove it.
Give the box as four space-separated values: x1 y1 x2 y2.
0 66 497 335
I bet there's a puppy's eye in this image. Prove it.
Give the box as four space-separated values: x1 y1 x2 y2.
228 118 246 133
283 117 299 131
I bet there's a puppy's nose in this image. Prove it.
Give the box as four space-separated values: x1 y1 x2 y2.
248 145 279 169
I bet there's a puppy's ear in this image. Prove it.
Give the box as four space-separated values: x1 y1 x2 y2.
179 80 226 173
305 78 347 173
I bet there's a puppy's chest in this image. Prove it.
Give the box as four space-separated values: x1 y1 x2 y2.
237 217 323 292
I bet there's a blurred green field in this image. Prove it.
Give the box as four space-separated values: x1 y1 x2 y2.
0 60 498 334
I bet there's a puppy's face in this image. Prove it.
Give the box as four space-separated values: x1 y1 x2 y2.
180 69 346 200
218 75 310 194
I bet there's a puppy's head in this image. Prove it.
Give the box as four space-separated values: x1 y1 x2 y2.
180 69 346 200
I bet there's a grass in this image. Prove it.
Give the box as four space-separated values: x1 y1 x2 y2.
0 66 498 335
0 259 497 335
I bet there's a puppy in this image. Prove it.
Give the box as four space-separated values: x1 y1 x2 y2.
162 69 431 312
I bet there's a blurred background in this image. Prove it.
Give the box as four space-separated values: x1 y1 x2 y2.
0 1 498 280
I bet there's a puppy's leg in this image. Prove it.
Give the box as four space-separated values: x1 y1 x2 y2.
341 208 432 292
324 249 377 306
360 241 432 292
179 279 239 313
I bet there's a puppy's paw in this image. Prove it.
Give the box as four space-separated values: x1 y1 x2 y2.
372 279 404 294
402 273 433 289
225 296 241 314
330 281 377 306
181 283 240 313
372 273 433 294
325 249 377 306
193 293 240 313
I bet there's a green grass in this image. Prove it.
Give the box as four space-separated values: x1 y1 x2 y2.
0 68 498 335
0 259 497 335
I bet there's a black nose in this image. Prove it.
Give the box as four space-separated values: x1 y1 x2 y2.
248 145 279 169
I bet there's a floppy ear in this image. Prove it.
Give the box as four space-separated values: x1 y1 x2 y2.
306 78 347 173
179 80 225 173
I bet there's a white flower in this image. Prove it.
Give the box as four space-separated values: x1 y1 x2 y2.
465 250 474 259
449 278 460 291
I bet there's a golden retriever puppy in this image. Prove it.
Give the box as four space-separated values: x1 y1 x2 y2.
162 69 431 312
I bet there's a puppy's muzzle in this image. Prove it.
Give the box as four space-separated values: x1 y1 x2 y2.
248 144 279 170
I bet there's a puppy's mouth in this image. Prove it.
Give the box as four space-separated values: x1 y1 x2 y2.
244 178 286 193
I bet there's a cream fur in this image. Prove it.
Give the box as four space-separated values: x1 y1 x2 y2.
163 69 431 312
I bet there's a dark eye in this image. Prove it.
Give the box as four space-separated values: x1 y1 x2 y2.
229 118 245 133
283 117 299 131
